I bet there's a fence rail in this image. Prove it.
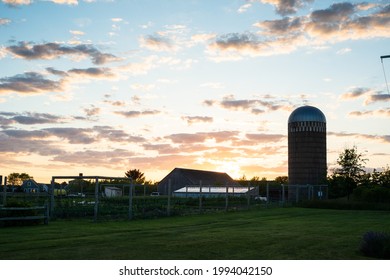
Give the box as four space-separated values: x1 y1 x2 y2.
0 205 49 225
0 181 327 223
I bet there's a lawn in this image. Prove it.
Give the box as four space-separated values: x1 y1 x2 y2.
1 207 389 260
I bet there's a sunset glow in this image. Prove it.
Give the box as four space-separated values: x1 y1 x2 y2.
0 0 389 183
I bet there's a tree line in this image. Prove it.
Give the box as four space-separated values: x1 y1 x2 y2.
3 151 389 202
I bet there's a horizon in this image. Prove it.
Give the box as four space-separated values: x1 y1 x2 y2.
0 0 389 183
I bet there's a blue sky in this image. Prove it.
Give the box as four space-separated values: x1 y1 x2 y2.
0 0 389 183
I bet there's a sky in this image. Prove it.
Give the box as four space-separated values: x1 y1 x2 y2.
0 0 389 183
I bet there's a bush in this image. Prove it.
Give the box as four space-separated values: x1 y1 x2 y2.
360 231 390 259
353 186 390 203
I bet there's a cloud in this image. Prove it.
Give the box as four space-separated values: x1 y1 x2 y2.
43 127 95 144
310 2 355 22
3 129 51 139
14 113 64 125
364 93 390 105
139 25 198 53
305 3 390 41
340 87 389 105
191 33 217 44
2 0 80 5
210 32 265 54
69 30 85 36
260 0 313 16
140 34 179 52
94 126 146 143
255 17 303 36
336 47 352 55
348 108 390 118
52 149 135 166
83 105 101 118
200 82 224 89
104 100 126 107
2 0 31 5
67 67 116 79
0 18 11 25
340 87 372 100
203 94 291 114
210 3 390 59
111 18 123 22
165 131 239 144
245 133 286 143
0 111 67 125
0 131 64 156
119 56 159 76
208 31 306 60
0 65 121 96
0 72 65 95
114 110 160 118
50 0 78 5
6 41 119 65
328 131 390 143
237 3 252 14
47 66 117 81
182 116 213 125
131 83 156 91
142 143 179 155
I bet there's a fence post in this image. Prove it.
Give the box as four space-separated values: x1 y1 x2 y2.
167 179 171 216
142 183 146 217
94 177 99 222
199 180 202 213
282 184 285 206
266 182 269 206
2 177 7 206
225 184 229 211
247 183 250 209
50 178 55 219
129 180 133 220
1 176 4 206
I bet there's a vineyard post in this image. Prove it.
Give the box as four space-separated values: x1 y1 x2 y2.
94 177 99 222
199 180 202 213
128 179 133 220
167 179 171 216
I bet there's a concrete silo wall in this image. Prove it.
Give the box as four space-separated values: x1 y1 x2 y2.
288 121 327 186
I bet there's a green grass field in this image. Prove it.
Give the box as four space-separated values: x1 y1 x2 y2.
1 207 389 260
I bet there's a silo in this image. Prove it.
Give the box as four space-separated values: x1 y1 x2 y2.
288 105 327 189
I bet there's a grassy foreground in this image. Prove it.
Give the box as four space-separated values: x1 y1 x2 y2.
1 207 390 260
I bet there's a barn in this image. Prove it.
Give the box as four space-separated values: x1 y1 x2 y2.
157 167 241 195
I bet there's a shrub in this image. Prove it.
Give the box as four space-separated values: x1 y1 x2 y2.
360 231 390 259
353 186 390 203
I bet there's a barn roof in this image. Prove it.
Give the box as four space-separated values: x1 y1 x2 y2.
157 167 239 194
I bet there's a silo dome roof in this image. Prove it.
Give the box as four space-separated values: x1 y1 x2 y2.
288 105 326 123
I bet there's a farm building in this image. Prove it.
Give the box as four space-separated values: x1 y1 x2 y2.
173 185 256 198
21 179 48 193
104 186 123 197
157 167 241 195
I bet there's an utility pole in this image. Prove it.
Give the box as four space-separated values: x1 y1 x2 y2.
380 55 390 94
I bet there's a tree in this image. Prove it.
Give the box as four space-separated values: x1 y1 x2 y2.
333 146 368 199
7 173 33 186
125 169 145 185
275 176 288 184
371 166 390 188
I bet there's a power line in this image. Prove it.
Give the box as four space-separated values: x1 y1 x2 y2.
381 55 390 95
